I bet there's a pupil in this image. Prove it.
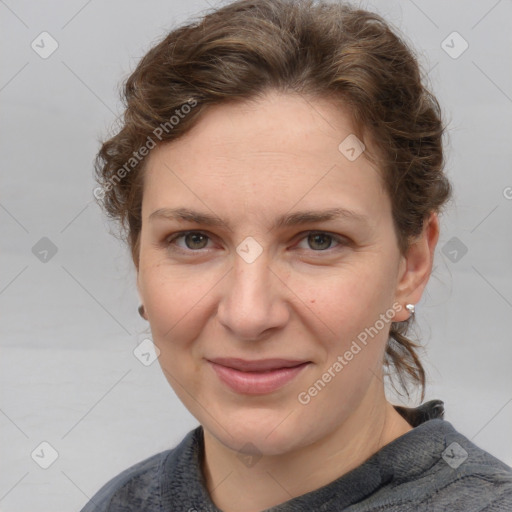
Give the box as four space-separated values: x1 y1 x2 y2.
186 233 207 249
309 233 331 250
183 233 332 251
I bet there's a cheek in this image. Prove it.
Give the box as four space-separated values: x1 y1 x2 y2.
140 266 210 403
291 266 395 432
296 259 395 342
140 263 213 349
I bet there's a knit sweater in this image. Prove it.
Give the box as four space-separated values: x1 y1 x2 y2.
80 401 512 511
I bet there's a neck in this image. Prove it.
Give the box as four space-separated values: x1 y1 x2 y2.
201 383 413 512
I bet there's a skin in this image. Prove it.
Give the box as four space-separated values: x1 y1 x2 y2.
136 90 439 512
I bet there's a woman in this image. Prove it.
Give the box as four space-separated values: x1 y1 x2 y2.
82 0 512 510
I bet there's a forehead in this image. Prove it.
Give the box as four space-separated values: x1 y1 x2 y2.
141 91 389 224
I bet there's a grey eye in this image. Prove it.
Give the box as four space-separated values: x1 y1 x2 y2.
307 233 334 251
183 232 209 250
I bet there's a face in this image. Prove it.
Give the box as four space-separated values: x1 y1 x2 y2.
137 91 412 456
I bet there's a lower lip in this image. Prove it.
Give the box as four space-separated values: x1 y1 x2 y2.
208 361 309 395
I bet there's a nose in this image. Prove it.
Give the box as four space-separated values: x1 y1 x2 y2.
216 248 290 341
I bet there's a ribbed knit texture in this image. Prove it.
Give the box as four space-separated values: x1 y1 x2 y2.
80 401 512 511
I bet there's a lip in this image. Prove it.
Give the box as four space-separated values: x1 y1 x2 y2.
207 358 310 395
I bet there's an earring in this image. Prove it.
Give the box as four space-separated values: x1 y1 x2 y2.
138 304 147 320
405 303 415 316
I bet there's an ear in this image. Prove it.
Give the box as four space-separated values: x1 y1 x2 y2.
393 212 440 322
136 269 148 319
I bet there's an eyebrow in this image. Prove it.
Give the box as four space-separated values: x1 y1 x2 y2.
148 207 370 231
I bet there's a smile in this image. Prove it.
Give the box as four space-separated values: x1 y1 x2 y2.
207 358 311 395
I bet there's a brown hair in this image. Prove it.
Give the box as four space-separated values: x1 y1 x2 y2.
94 0 452 399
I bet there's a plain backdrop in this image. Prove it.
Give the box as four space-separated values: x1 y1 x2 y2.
1 0 511 510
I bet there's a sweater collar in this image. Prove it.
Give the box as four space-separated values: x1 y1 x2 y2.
160 400 451 511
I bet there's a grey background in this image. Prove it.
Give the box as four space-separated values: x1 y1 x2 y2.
1 0 511 510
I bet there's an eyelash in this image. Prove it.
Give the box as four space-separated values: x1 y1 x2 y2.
164 230 348 255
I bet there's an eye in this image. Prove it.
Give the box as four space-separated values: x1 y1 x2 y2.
164 230 348 255
296 231 346 251
167 231 213 252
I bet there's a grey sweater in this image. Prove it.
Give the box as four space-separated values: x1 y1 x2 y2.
80 401 512 511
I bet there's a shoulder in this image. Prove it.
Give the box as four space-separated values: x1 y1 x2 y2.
387 418 512 511
79 425 203 512
79 448 172 512
437 425 512 510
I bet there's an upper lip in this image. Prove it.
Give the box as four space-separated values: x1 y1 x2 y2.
208 357 309 372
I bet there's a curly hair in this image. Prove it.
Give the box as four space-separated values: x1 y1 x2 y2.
93 0 453 400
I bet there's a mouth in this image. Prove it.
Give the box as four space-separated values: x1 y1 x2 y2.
207 358 311 395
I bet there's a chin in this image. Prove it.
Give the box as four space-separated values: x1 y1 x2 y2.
203 405 316 457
